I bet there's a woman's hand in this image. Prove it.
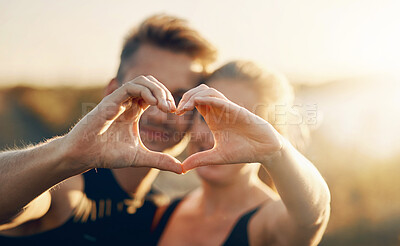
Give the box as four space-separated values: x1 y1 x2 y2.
63 75 183 174
176 84 284 172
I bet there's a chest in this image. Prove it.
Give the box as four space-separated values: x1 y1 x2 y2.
158 213 238 246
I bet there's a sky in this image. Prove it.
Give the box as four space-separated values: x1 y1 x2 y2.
0 0 399 87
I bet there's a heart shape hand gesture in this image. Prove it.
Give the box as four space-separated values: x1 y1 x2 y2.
64 77 284 175
175 84 284 172
64 75 183 174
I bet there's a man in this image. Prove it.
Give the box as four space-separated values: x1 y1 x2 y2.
0 14 216 245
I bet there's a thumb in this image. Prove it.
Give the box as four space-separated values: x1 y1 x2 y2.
134 148 183 174
182 148 225 172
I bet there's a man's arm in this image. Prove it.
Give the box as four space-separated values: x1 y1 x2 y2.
0 137 82 223
0 75 182 224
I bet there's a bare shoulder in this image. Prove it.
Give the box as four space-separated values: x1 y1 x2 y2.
0 191 51 232
0 174 83 235
42 174 84 226
250 198 329 246
49 174 84 202
248 197 284 246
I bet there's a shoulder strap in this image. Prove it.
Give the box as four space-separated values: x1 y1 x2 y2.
223 205 263 246
152 198 183 241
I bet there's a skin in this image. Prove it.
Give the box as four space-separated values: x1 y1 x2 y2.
108 44 200 197
157 80 331 246
0 44 199 236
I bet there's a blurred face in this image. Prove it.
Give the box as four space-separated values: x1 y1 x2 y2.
189 78 259 185
209 78 258 111
122 44 199 151
189 115 250 185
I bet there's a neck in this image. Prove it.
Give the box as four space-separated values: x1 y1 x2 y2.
196 172 262 215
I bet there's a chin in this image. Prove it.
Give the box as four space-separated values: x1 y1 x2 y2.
195 163 252 186
142 139 181 153
195 166 234 185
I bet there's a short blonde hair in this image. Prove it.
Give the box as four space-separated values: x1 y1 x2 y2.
117 14 217 81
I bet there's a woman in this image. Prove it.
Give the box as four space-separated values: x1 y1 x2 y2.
152 61 331 246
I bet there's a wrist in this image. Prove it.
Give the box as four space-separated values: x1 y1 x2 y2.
54 135 93 175
260 135 289 168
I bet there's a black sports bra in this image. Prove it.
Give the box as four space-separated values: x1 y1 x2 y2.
153 198 264 246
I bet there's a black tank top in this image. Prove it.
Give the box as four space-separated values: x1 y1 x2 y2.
153 198 263 246
0 168 158 246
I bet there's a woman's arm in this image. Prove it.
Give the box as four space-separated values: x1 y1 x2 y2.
260 139 330 245
177 84 330 244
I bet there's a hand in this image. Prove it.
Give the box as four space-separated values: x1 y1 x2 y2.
176 84 284 172
62 76 183 174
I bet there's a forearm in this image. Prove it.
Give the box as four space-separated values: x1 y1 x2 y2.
262 138 331 227
0 136 87 222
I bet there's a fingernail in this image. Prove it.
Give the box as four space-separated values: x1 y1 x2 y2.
175 110 185 116
175 106 183 114
181 165 186 174
169 101 176 112
163 100 170 111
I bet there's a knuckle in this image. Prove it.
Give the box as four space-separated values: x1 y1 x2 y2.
199 84 209 89
125 80 136 87
146 75 156 80
209 88 218 94
181 94 189 101
156 87 166 97
132 75 147 84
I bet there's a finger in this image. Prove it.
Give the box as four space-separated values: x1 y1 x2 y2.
143 75 175 112
176 84 209 111
196 97 246 125
105 82 158 110
131 76 171 113
146 75 177 112
91 84 158 134
134 148 183 174
89 84 157 135
181 148 226 172
177 95 230 117
194 96 231 109
135 85 158 107
176 89 228 115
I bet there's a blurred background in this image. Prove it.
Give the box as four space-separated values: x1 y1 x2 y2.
1 0 399 245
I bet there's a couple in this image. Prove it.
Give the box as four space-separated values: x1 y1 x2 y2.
0 14 330 246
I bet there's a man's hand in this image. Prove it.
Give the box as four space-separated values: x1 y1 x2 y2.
175 84 284 172
63 75 183 174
